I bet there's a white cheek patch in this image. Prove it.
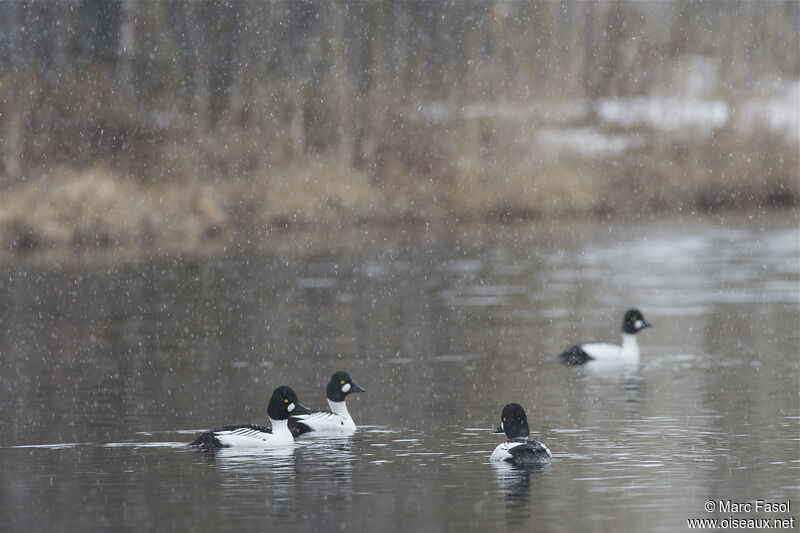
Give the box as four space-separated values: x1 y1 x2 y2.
287 403 295 412
342 383 351 393
501 422 504 431
635 320 643 329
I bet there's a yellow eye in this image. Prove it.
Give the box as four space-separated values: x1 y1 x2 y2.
284 398 289 403
503 418 506 422
340 380 345 385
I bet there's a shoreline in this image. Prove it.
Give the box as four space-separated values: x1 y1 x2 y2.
1 204 795 268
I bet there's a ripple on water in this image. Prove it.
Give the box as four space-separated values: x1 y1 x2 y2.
10 443 82 449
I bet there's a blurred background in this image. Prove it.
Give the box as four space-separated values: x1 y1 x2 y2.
1 4 798 532
0 1 797 256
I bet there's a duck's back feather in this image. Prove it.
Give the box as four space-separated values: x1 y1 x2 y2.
491 438 552 465
190 424 272 450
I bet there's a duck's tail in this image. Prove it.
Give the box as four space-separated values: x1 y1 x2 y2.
188 431 225 451
558 345 593 366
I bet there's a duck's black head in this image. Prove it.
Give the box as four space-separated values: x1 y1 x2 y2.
267 385 312 420
621 308 651 335
326 371 366 402
494 403 530 439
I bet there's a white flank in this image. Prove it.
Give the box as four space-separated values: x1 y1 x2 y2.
293 400 356 433
581 333 640 362
215 419 294 448
490 441 524 462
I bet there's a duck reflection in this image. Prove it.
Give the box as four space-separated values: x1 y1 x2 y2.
491 461 549 525
195 445 299 511
579 363 644 406
212 444 297 466
621 369 644 403
293 434 357 512
193 434 359 522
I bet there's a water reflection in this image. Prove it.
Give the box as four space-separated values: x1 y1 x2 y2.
582 365 644 403
492 461 551 527
209 445 297 466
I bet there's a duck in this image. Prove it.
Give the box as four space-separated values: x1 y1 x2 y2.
558 308 651 365
490 403 552 465
189 385 312 450
288 371 365 437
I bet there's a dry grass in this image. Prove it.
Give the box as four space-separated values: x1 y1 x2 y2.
248 155 382 225
0 166 228 252
605 130 800 213
0 128 796 259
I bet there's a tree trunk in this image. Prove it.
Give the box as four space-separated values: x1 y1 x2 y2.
117 0 136 100
330 3 353 167
3 1 25 184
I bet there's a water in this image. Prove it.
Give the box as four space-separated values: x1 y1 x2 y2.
1 213 798 532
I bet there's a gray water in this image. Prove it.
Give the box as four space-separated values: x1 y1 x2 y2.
1 213 798 532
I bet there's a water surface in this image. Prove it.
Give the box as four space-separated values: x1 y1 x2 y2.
1 213 798 532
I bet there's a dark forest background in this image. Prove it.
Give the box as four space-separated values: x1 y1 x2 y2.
0 1 797 254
